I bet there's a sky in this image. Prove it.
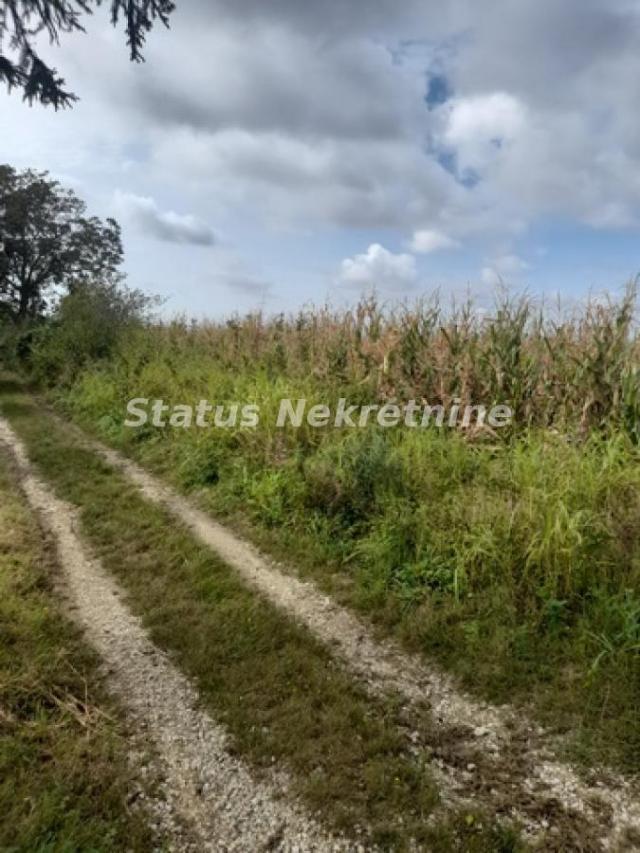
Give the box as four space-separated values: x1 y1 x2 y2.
2 0 640 317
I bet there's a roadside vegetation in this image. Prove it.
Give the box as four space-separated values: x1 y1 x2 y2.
0 448 155 851
2 281 640 775
0 379 520 852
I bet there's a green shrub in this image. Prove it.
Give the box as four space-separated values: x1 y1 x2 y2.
28 281 156 385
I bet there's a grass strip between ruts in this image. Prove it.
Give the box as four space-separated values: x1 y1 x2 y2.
0 449 157 851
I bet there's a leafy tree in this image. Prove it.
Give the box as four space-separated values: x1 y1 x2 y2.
0 0 175 108
0 164 124 321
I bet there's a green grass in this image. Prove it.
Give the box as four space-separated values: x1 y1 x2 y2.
0 379 522 851
47 338 640 776
0 447 156 852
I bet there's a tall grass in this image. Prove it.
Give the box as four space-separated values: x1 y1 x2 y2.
26 285 640 770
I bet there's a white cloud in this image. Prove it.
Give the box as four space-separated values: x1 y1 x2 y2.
409 229 459 254
339 243 418 291
149 127 455 228
440 92 527 173
114 192 216 246
481 253 531 286
481 267 501 287
17 0 640 239
444 93 526 145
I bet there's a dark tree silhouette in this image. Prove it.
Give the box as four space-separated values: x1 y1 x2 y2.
0 165 124 321
0 0 175 108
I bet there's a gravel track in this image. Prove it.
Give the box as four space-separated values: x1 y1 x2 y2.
78 426 640 851
3 404 640 850
0 417 344 853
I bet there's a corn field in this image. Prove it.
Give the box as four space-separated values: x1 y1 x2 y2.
127 286 640 440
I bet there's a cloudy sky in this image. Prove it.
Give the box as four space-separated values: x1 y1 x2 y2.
2 0 640 316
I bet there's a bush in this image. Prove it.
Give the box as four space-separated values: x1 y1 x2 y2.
304 429 403 526
27 282 157 385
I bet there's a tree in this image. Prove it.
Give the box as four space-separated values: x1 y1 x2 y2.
0 0 175 108
0 164 124 321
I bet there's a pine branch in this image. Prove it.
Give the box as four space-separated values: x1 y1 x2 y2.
0 0 174 107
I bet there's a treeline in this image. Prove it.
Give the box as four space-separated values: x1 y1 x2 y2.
0 165 153 379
